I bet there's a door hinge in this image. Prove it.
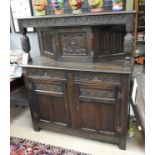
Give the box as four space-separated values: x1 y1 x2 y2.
33 112 38 118
117 127 122 134
118 92 124 100
90 32 94 39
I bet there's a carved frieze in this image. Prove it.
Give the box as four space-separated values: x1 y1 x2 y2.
59 32 88 56
18 13 134 33
74 72 120 83
28 69 66 79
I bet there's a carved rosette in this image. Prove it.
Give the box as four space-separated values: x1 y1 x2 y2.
60 33 88 56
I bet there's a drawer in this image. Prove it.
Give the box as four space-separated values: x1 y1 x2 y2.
74 72 121 84
27 68 66 80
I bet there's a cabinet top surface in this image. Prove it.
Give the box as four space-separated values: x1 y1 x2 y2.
20 56 134 74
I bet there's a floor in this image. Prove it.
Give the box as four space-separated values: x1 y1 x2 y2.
10 64 145 155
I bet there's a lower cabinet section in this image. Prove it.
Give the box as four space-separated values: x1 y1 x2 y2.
24 68 130 150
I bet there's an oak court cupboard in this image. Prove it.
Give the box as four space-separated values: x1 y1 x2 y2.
17 7 135 150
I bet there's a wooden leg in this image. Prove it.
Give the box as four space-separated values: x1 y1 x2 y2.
32 119 40 131
33 123 40 131
119 135 127 150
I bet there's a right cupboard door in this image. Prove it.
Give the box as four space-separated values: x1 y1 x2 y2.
74 82 122 135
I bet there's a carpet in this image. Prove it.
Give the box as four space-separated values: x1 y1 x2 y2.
10 137 90 155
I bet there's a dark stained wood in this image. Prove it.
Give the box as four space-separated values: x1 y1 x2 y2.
20 56 133 74
18 10 135 150
91 25 126 62
37 25 126 62
54 27 93 62
37 28 56 60
38 120 120 144
22 66 132 149
17 11 136 32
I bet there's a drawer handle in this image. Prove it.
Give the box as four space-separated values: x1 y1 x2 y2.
117 127 122 134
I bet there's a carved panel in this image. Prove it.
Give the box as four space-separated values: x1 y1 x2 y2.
41 30 54 53
37 28 56 59
74 72 120 83
59 32 88 56
80 88 115 99
54 27 92 60
100 26 125 55
18 13 134 32
28 69 66 79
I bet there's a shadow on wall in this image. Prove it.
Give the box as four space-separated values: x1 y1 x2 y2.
10 32 40 58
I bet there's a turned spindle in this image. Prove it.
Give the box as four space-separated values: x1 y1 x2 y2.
20 28 32 62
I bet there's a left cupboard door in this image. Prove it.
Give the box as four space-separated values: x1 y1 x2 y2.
26 78 71 130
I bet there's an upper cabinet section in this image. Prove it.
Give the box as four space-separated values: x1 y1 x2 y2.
17 1 136 63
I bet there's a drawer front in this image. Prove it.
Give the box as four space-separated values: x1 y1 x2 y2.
74 71 121 84
27 68 66 80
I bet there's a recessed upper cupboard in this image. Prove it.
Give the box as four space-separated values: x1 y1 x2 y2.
37 25 126 62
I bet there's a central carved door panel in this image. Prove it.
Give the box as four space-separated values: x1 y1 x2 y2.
51 27 93 62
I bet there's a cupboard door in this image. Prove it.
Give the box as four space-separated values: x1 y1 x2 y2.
54 27 93 62
37 28 56 60
30 80 70 127
73 82 121 134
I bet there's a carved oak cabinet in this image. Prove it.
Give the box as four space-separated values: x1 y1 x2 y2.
18 11 135 150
